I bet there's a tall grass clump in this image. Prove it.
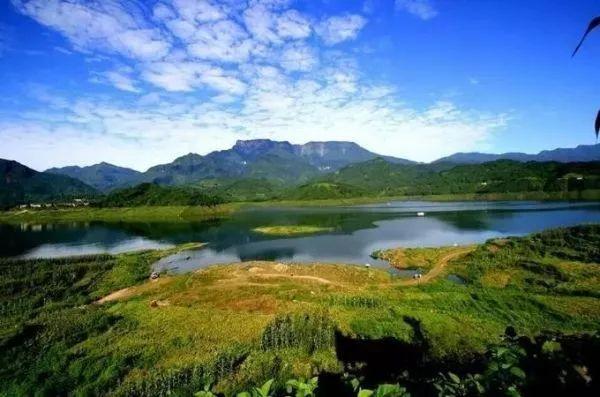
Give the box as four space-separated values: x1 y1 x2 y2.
260 313 335 353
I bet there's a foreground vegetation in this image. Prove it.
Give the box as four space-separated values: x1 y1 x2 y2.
1 225 599 396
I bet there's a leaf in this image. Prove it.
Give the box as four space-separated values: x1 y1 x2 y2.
595 109 600 140
259 379 274 397
358 389 374 397
448 372 461 384
572 16 600 57
236 393 251 397
510 366 527 380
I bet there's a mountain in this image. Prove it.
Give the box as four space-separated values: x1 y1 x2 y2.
0 159 97 209
434 143 600 164
317 158 600 197
139 139 414 186
292 141 413 170
46 162 141 192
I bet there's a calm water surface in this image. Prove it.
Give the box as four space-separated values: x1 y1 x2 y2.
2 201 600 272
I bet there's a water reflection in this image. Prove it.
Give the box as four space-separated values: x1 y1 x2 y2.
1 201 600 271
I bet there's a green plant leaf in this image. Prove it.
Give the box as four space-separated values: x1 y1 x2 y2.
358 389 374 397
448 372 461 384
510 367 526 379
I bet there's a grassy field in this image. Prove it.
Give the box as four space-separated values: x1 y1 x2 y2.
1 225 599 396
252 225 334 236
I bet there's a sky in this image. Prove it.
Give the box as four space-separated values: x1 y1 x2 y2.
0 0 598 171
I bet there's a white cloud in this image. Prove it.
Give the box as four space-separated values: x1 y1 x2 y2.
280 43 318 72
6 0 508 170
186 19 255 63
170 0 226 23
395 0 438 20
243 3 281 44
101 67 140 92
12 0 171 60
141 61 245 95
316 14 367 45
276 10 311 39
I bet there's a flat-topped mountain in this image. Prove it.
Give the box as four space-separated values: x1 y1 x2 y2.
136 139 414 187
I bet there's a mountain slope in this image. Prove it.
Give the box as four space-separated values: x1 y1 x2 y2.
139 139 415 186
434 143 600 164
46 162 141 192
1 159 98 209
317 158 600 197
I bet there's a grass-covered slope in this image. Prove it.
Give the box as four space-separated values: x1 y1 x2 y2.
0 159 98 209
1 225 599 396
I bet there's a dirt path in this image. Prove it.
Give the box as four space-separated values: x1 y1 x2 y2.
395 247 474 286
95 287 134 304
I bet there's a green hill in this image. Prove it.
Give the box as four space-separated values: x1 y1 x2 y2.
0 159 98 209
316 158 600 198
46 162 141 192
98 183 224 207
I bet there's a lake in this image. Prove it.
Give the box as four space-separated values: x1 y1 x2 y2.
2 201 600 272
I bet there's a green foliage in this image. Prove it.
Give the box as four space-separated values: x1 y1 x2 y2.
358 384 411 397
433 372 485 397
98 182 225 207
285 377 318 397
236 378 275 397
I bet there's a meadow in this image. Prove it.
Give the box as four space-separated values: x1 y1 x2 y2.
1 225 599 396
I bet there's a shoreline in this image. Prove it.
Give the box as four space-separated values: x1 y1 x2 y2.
1 190 599 223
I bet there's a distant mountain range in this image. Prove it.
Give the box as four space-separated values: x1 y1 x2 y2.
0 159 97 209
47 139 414 191
434 143 600 164
1 140 599 208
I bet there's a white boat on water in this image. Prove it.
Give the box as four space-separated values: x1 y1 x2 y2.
417 212 425 217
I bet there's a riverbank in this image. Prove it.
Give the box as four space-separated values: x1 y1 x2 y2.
2 225 599 395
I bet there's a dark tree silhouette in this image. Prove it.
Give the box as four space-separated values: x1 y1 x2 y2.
572 16 600 139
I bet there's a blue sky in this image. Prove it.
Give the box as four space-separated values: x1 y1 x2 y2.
0 0 598 171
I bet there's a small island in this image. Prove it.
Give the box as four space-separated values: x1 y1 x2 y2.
252 225 334 236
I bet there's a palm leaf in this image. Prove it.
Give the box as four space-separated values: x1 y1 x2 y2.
594 110 600 140
572 16 600 57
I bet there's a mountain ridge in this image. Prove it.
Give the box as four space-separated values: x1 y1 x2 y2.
434 143 600 164
1 159 97 209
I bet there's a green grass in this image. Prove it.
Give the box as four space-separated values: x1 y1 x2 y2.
252 225 334 236
1 225 600 395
